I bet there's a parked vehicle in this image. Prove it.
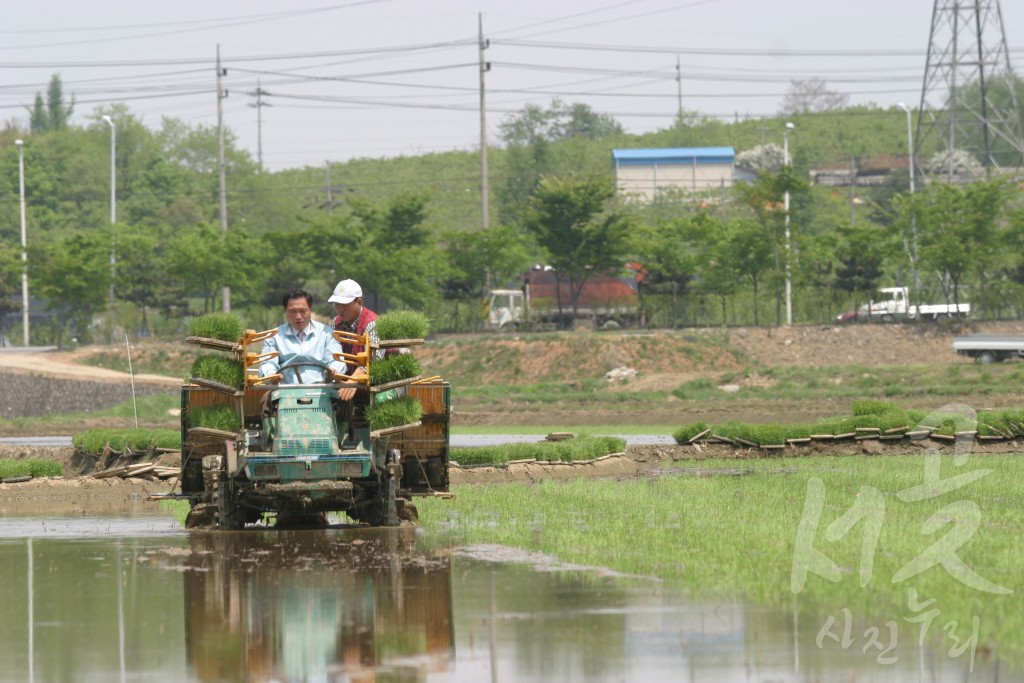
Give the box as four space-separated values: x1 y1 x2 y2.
835 287 970 323
486 265 641 331
953 334 1024 364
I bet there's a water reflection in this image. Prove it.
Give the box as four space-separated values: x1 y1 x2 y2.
0 520 1022 682
181 529 454 683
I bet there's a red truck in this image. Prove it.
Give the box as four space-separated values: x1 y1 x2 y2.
486 265 641 331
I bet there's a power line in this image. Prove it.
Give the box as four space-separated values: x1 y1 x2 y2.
492 37 1024 58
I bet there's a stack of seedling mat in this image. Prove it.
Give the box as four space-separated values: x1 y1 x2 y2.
332 310 430 437
183 313 276 442
355 311 451 492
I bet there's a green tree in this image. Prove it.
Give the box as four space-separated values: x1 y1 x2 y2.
27 74 74 133
635 212 716 327
894 179 1006 307
47 74 75 131
797 231 840 322
833 223 886 317
496 100 624 228
734 166 808 323
162 224 234 314
720 218 773 326
520 175 633 321
442 225 532 298
114 224 166 333
0 241 21 339
30 232 109 349
498 99 623 147
28 94 47 134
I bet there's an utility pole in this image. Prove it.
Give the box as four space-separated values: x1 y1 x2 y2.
849 156 856 226
325 162 333 215
479 13 490 231
675 55 682 120
217 45 230 312
248 79 271 170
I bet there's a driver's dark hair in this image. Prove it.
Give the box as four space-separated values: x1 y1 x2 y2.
282 288 313 308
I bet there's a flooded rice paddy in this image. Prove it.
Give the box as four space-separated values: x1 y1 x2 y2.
0 512 1021 682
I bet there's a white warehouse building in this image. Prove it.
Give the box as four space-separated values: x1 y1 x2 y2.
612 147 736 201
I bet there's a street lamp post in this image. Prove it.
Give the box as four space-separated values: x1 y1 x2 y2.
897 103 918 292
102 115 116 338
15 139 29 347
783 121 795 326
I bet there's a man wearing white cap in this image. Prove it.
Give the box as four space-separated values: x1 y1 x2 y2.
328 279 384 361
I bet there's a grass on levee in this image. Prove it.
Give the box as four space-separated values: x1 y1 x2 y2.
0 459 62 478
452 424 677 436
417 454 1024 663
0 395 181 434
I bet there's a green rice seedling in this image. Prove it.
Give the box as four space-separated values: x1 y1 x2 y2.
751 423 786 446
417 455 1024 660
978 411 1013 437
672 421 710 444
188 313 244 342
375 310 430 340
848 414 882 430
189 354 245 387
780 423 812 440
188 405 240 432
73 428 181 454
904 408 927 425
0 459 62 478
452 434 626 466
876 410 912 433
852 399 899 416
365 396 423 431
712 420 759 444
811 416 845 435
369 354 421 385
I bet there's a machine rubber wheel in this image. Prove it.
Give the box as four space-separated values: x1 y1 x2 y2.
977 351 996 365
363 476 399 527
214 479 246 531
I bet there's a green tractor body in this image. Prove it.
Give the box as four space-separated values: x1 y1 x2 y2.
180 378 449 530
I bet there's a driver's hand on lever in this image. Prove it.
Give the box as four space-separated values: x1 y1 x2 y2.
337 366 367 401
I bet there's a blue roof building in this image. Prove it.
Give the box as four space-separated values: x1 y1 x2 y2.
612 147 736 201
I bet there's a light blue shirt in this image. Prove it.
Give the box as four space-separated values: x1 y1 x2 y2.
258 319 347 384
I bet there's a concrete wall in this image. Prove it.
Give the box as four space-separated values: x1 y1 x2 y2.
615 162 734 201
0 372 179 418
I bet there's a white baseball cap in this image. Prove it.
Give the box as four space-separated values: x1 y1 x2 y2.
328 279 362 304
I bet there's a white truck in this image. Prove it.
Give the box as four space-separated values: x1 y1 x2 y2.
952 335 1024 364
836 286 970 323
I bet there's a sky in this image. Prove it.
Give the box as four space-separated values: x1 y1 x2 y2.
2 0 1023 172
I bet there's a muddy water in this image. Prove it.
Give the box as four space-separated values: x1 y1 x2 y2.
0 516 1020 683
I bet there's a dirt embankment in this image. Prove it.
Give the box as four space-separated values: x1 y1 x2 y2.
2 320 1024 506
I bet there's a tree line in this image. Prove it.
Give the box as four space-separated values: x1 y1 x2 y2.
1 81 1023 347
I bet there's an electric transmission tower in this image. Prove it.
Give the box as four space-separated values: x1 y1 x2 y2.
915 0 1024 182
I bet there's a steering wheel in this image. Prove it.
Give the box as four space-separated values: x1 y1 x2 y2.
277 358 335 384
